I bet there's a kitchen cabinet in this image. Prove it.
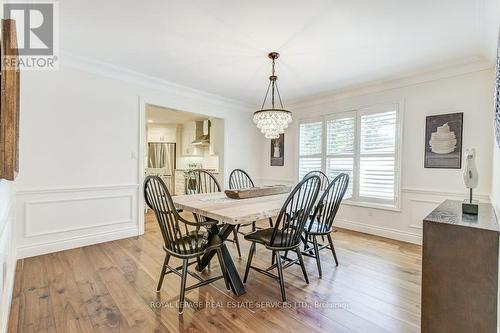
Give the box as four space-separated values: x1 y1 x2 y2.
209 118 223 155
147 124 177 142
181 122 202 156
174 170 187 195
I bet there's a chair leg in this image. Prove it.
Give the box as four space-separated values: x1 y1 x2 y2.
327 234 339 266
243 242 256 283
271 251 275 265
312 236 322 278
216 248 231 291
275 251 287 302
156 253 170 292
268 217 273 227
178 259 189 314
252 221 256 232
303 234 310 251
295 248 309 284
196 257 202 271
233 229 242 258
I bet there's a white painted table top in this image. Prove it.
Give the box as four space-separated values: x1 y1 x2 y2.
172 192 289 224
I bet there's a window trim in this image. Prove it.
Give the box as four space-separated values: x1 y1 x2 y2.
297 104 403 211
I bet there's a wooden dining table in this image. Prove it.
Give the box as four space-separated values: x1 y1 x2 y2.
172 192 290 296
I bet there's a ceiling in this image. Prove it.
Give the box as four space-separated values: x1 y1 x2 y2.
146 105 207 124
61 0 500 106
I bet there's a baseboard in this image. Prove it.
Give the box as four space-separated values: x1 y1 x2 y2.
335 218 422 245
17 226 139 259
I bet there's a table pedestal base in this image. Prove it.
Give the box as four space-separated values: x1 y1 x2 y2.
197 224 246 296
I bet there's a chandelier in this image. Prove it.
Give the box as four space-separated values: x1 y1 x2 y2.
253 52 292 139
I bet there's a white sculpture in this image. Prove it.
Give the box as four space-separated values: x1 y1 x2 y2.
463 148 478 189
462 148 478 212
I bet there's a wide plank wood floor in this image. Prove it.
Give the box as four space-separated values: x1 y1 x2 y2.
8 212 422 333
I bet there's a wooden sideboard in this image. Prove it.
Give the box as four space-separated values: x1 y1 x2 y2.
422 200 499 333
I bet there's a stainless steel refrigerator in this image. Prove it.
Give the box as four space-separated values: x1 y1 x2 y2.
147 142 176 193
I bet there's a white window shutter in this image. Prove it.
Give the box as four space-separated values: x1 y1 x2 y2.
299 122 322 180
359 111 397 203
298 108 400 208
326 116 355 198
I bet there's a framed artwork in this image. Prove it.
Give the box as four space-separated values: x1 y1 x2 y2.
270 134 284 166
424 112 463 169
495 28 500 148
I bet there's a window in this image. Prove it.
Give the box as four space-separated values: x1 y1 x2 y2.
326 116 355 198
298 106 401 209
298 122 322 179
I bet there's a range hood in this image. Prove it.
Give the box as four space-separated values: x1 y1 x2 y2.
191 120 210 146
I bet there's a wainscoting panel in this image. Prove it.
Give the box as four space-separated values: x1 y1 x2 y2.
408 199 441 230
16 184 139 258
334 188 489 245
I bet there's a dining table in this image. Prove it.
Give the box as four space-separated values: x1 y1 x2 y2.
172 191 290 296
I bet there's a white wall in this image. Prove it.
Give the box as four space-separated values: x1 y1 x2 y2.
492 141 500 215
15 61 259 258
259 66 495 244
0 180 15 332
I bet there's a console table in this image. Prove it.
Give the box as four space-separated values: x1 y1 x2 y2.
422 200 499 333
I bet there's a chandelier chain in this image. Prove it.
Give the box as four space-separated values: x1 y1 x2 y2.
275 83 284 110
253 52 292 139
260 80 272 110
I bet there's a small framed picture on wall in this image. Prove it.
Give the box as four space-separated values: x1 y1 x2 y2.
424 112 463 169
270 134 284 166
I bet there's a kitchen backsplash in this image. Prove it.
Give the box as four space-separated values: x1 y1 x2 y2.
177 153 219 171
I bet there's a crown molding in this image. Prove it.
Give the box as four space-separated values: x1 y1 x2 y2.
60 51 253 111
288 57 495 108
59 52 494 112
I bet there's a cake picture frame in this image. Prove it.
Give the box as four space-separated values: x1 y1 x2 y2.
424 112 463 169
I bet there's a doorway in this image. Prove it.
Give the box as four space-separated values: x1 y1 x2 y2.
142 104 225 233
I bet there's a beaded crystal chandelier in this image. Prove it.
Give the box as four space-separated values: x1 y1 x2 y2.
253 52 292 139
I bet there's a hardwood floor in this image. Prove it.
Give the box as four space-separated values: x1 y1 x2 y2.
8 212 422 333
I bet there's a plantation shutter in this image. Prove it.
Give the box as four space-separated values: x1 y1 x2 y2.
325 115 355 198
359 110 398 204
298 122 322 179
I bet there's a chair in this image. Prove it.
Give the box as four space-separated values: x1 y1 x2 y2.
243 174 321 301
144 176 230 313
302 170 330 242
229 169 274 234
303 170 329 191
186 169 222 195
229 169 255 189
186 169 243 258
302 173 349 277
